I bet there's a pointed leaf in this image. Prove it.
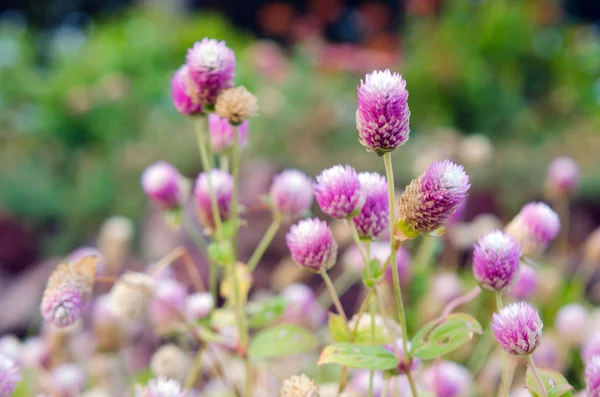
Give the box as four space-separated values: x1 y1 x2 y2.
411 313 483 359
526 367 573 397
318 343 399 370
249 324 319 360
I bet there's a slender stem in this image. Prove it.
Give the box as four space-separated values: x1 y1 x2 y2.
317 271 357 307
381 375 390 397
369 290 376 397
184 345 205 389
414 236 440 275
351 289 374 335
406 372 419 397
320 270 352 335
527 355 548 397
495 291 508 397
347 219 369 264
182 218 216 297
220 154 230 173
247 216 282 272
231 125 240 261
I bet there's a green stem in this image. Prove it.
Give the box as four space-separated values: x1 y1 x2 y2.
184 345 205 389
182 217 217 301
369 289 376 397
231 125 240 262
347 219 369 264
527 355 548 397
220 154 230 173
320 270 351 336
317 271 357 307
495 291 508 397
247 216 282 272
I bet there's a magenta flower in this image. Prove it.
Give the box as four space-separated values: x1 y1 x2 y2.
398 160 470 236
313 165 364 219
546 156 579 198
582 334 600 363
356 70 410 154
352 172 389 239
142 162 189 210
587 356 600 397
422 361 473 397
193 169 234 230
472 230 521 291
387 338 418 374
505 202 560 256
270 169 314 221
286 218 338 272
170 65 203 116
508 264 539 300
209 113 249 153
186 38 235 106
0 354 20 396
492 302 543 356
136 377 187 397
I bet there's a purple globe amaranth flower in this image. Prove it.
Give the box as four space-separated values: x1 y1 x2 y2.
582 334 600 363
587 356 600 397
555 303 589 347
193 169 234 230
423 361 473 397
0 354 20 396
505 202 560 256
136 376 187 397
472 230 521 291
270 169 314 221
356 69 410 154
397 160 470 237
208 113 249 153
492 302 543 356
286 218 338 272
142 162 189 210
352 172 389 239
186 38 235 107
387 338 419 374
508 264 539 301
171 65 203 116
546 156 579 199
281 283 326 329
313 165 364 219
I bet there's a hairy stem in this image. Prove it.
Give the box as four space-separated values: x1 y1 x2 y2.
527 355 548 397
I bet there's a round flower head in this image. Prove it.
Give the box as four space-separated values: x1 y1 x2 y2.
0 354 20 396
208 113 249 153
141 162 189 210
582 334 600 363
508 264 539 301
546 156 579 199
492 302 543 356
356 69 410 154
352 172 389 239
423 361 473 397
270 169 314 221
185 38 235 106
136 377 187 397
185 292 214 322
472 230 521 291
398 160 470 237
313 165 364 219
286 218 338 272
171 65 203 115
280 374 319 397
505 202 560 256
150 345 189 382
555 303 589 347
215 86 259 125
110 272 154 321
193 169 234 231
587 356 600 397
387 338 419 374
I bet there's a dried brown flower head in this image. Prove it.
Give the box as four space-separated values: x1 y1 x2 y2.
280 374 319 397
150 344 190 382
215 86 259 125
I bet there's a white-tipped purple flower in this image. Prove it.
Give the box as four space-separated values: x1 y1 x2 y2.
583 334 600 363
136 377 187 397
472 230 521 291
0 354 21 396
387 338 418 374
587 356 600 397
555 303 589 347
508 264 539 300
492 302 543 356
171 65 203 116
185 292 214 322
398 160 470 237
423 361 473 397
142 162 189 210
186 38 235 106
505 202 560 256
269 169 314 221
281 283 326 329
546 156 579 198
286 218 338 272
353 172 389 239
356 69 410 154
313 165 364 219
193 169 234 230
208 113 249 153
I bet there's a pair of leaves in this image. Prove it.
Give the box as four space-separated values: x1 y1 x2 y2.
526 368 574 397
248 324 319 360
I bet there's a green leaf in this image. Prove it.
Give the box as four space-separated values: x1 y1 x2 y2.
411 313 483 360
329 313 351 343
362 259 383 288
247 297 287 328
249 324 319 360
354 322 393 345
319 343 399 370
393 219 420 242
526 367 574 397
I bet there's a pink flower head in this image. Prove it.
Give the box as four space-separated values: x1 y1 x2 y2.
583 334 600 363
492 302 543 356
314 165 364 219
208 113 249 153
472 230 521 291
508 264 539 300
398 160 470 235
387 338 418 374
193 169 234 230
587 356 600 396
186 38 235 106
356 69 410 154
41 279 87 328
422 361 473 397
0 354 20 396
137 377 187 397
270 169 314 221
352 172 389 239
150 279 188 331
281 283 326 329
142 162 189 210
286 218 338 272
546 156 579 198
171 65 203 115
505 202 560 256
185 292 214 322
555 303 589 347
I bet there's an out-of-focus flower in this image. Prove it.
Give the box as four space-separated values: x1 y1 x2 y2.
0 354 21 396
185 292 214 322
546 156 580 199
387 338 418 374
286 218 337 272
341 245 363 275
508 264 539 301
135 377 187 397
21 337 50 369
532 335 566 373
97 215 134 275
215 86 259 125
349 370 384 396
457 134 494 167
186 38 235 106
68 246 105 276
0 336 20 363
194 170 234 231
110 272 154 321
431 272 463 304
370 242 411 286
397 160 469 238
209 113 249 153
353 172 388 239
422 361 473 397
505 202 560 256
472 230 521 291
583 334 600 363
150 279 188 333
270 169 314 221
314 165 364 219
82 388 112 397
555 303 589 347
92 294 122 351
281 283 326 329
141 162 190 211
171 65 203 115
280 374 319 397
356 69 410 154
52 363 86 396
348 314 402 344
586 356 600 396
584 227 600 263
150 345 190 383
492 302 543 356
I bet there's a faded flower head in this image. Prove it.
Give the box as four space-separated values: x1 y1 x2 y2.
508 264 539 301
356 69 410 154
314 165 364 219
270 169 314 221
546 156 579 199
136 377 187 397
286 218 338 272
505 202 560 256
555 303 589 347
110 272 154 321
141 162 189 210
492 302 543 356
215 86 259 125
209 113 249 153
185 292 215 322
280 374 319 397
193 169 234 230
398 160 470 236
422 361 473 397
587 356 600 397
472 230 521 291
150 345 190 383
0 354 20 396
186 38 235 106
352 172 389 239
41 256 98 327
170 65 203 115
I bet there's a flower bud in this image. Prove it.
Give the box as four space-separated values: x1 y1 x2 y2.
209 113 249 153
546 156 579 199
587 356 600 396
492 302 543 356
193 170 234 231
422 361 473 397
150 345 190 383
352 172 389 239
142 162 189 210
314 165 364 219
110 272 154 321
97 215 134 275
505 202 560 256
171 65 203 115
507 264 539 301
0 354 21 396
280 374 319 397
136 377 187 397
555 303 589 347
472 230 521 291
215 86 259 125
286 218 338 272
185 292 215 322
269 169 314 221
